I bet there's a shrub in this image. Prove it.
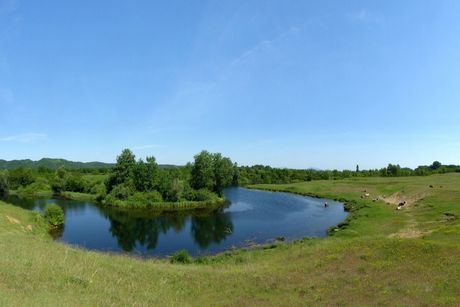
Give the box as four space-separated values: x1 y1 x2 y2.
194 189 218 202
170 249 191 264
166 178 184 202
44 204 65 227
0 171 9 196
51 176 65 194
182 183 195 201
109 183 134 200
128 191 163 205
8 168 35 189
91 183 107 201
65 175 85 192
17 179 51 196
103 194 121 206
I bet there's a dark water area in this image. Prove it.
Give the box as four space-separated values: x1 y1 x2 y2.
3 187 347 256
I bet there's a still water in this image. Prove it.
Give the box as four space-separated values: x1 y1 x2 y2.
4 187 347 256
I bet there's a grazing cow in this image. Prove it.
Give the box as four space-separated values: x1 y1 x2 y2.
397 201 406 210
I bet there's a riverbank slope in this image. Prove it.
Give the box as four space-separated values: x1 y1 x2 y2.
1 173 459 305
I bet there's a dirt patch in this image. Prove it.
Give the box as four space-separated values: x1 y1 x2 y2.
383 192 429 207
5 215 21 225
385 191 433 238
388 229 432 239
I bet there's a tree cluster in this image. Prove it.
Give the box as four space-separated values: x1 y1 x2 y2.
104 149 237 205
234 161 460 185
190 151 237 195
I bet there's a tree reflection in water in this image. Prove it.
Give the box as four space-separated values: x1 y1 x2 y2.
191 208 233 248
49 224 65 240
101 207 233 252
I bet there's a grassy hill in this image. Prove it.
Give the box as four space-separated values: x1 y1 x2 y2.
0 173 459 305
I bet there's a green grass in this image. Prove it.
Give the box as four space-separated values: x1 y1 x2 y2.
60 191 98 202
102 197 227 210
10 188 53 198
59 189 226 211
82 174 108 184
1 174 460 305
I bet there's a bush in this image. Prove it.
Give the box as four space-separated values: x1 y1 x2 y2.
8 168 35 189
65 175 85 193
128 191 163 205
109 183 134 200
0 171 9 196
182 183 195 201
170 249 191 264
166 178 184 202
51 176 65 194
91 183 107 201
194 189 218 202
17 179 51 196
103 194 121 206
44 204 65 227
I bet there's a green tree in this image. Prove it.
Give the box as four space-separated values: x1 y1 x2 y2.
430 161 442 170
107 149 136 192
213 153 234 194
133 159 148 192
50 176 65 194
387 164 401 177
145 156 159 191
132 156 160 192
191 150 215 190
65 174 85 192
8 167 35 189
167 178 184 202
56 166 67 179
232 162 239 185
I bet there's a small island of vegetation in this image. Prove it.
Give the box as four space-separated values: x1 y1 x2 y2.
101 149 237 209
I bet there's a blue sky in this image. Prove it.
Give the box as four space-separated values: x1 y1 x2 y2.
1 0 459 169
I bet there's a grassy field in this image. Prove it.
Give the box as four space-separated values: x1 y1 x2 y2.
1 174 459 305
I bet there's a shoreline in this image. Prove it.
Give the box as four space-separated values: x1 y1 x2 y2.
246 185 364 235
5 186 352 258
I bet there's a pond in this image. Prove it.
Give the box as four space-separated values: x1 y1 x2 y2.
3 187 347 256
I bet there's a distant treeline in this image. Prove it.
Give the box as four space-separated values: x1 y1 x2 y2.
236 161 460 185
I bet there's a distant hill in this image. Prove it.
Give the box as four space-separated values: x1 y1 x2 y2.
0 158 114 170
0 158 179 170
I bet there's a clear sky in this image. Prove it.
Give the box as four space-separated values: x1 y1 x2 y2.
1 0 459 169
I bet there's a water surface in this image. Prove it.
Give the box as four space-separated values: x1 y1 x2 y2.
4 187 347 256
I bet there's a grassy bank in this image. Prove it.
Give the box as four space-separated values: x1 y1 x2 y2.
1 174 460 305
9 188 53 198
102 197 227 210
60 191 98 202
